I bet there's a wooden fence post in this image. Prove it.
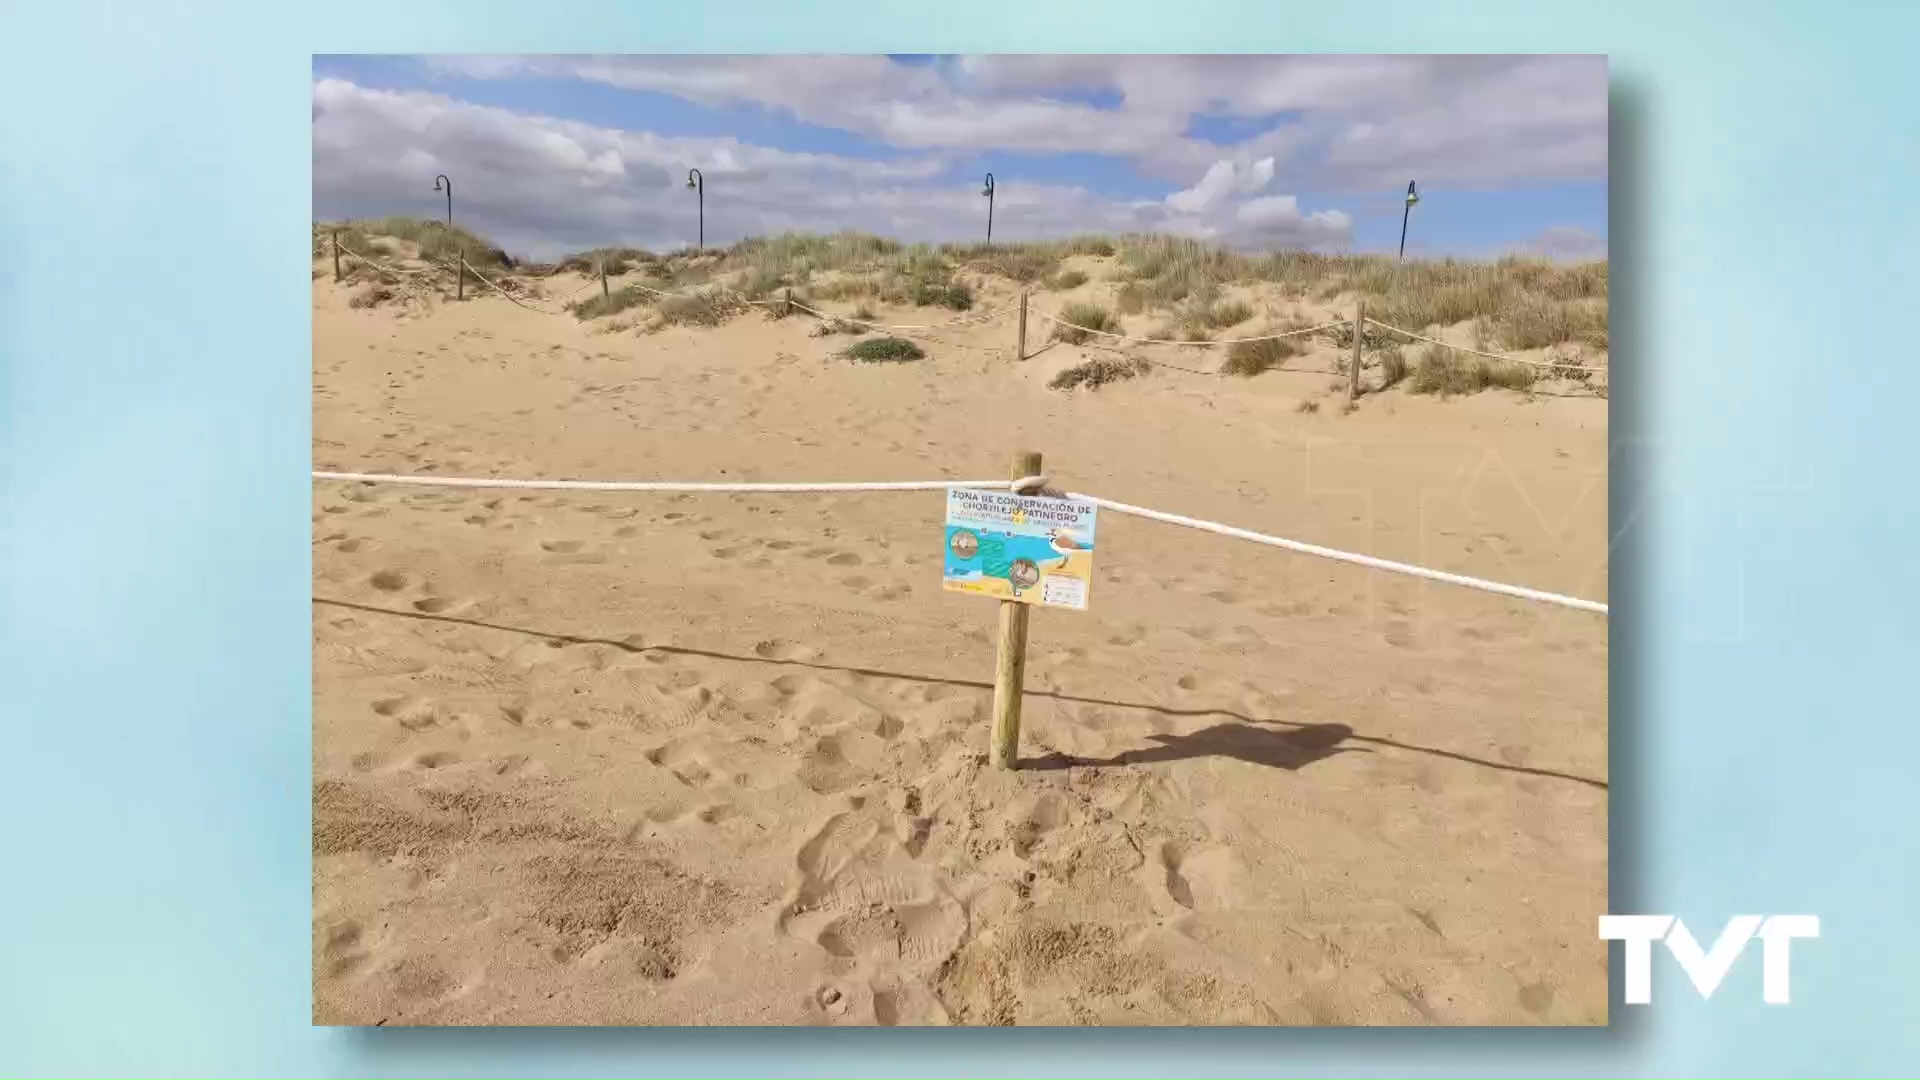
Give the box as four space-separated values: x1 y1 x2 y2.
785 286 793 318
332 230 342 282
1015 290 1029 361
990 449 1042 770
600 260 610 303
1348 299 1365 403
456 256 465 302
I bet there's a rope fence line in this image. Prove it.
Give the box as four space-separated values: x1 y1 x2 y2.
1363 318 1603 372
313 468 1606 617
1031 311 1350 349
312 469 1031 494
456 257 569 315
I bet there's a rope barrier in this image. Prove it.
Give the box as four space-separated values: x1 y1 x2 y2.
313 470 1041 494
1071 493 1607 616
1031 310 1350 348
313 469 1606 616
1363 318 1602 373
456 257 566 315
334 243 442 278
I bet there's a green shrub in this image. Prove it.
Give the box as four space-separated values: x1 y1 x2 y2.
846 336 926 363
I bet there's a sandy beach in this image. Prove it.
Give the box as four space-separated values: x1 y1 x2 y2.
312 249 1608 1026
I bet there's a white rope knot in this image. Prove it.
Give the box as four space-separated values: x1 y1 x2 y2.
1010 474 1052 495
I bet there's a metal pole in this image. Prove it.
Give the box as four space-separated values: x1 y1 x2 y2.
983 173 995 244
687 169 704 250
435 174 452 228
1398 181 1417 261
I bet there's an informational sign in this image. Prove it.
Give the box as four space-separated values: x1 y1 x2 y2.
942 488 1099 611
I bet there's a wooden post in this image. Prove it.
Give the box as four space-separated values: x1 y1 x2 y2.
1348 299 1365 403
331 230 342 282
990 449 1042 770
600 260 610 303
1015 289 1029 361
456 256 465 302
785 286 793 318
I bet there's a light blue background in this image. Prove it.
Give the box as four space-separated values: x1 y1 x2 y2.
3 1 1916 1076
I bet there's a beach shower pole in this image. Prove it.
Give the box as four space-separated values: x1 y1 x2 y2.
982 173 995 244
1398 180 1418 261
686 169 704 250
990 449 1042 770
434 174 460 299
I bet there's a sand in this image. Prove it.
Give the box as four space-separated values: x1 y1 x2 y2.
312 258 1608 1026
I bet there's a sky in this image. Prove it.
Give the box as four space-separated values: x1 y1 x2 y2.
311 54 1608 262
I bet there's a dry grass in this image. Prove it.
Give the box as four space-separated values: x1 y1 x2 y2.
346 217 513 270
320 219 1609 358
1207 299 1255 329
1221 333 1305 376
654 287 747 329
569 284 655 321
1052 302 1116 344
1407 344 1538 396
1378 346 1411 390
1043 269 1090 291
1049 354 1151 391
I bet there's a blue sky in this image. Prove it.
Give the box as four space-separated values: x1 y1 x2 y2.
312 54 1607 261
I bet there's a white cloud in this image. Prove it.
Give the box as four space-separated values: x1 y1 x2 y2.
423 54 1607 192
1516 224 1608 262
1165 156 1276 214
312 79 1354 258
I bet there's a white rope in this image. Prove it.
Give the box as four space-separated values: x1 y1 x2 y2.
456 257 565 314
1363 318 1602 372
333 243 441 278
1033 310 1349 348
1072 493 1606 615
313 469 1604 616
314 470 1041 494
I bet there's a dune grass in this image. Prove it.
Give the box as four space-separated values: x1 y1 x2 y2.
1052 302 1115 344
1379 346 1411 390
1049 354 1151 390
320 219 1608 355
569 283 657 321
1221 333 1306 376
1408 344 1539 396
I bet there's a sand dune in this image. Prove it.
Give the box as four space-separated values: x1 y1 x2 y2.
313 258 1608 1026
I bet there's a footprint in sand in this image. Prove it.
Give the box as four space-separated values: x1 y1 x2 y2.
369 569 409 592
372 695 437 731
1151 840 1238 913
540 539 584 554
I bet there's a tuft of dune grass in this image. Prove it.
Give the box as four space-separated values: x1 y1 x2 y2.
1049 354 1150 390
1052 302 1115 344
1408 344 1538 396
1221 333 1305 376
